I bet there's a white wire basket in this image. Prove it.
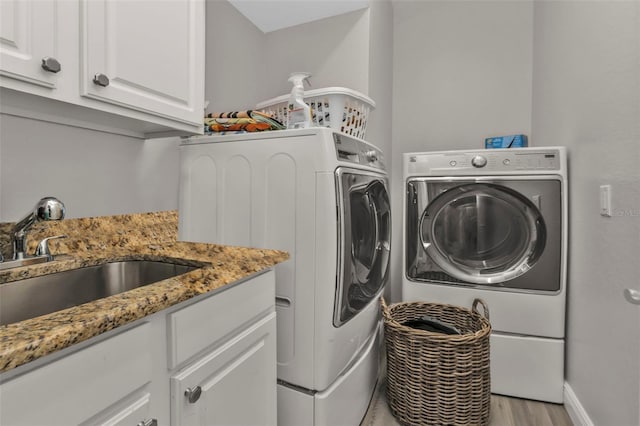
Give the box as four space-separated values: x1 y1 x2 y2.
256 87 376 139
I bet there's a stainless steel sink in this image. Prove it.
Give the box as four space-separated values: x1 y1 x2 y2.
0 261 197 326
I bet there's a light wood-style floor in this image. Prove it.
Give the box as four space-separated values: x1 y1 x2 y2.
362 377 573 426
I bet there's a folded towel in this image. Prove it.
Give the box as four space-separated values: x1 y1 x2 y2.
206 111 258 119
204 110 285 133
205 117 271 132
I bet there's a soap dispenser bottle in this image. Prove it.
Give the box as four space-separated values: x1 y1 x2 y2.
287 72 312 129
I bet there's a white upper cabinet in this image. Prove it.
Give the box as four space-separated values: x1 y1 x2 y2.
80 0 204 127
0 0 205 138
0 0 61 89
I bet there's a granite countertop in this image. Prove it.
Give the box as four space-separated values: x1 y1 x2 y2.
0 211 289 373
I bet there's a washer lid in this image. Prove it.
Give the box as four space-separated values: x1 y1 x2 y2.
419 183 546 284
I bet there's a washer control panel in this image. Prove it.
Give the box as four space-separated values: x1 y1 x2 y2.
333 133 386 170
407 148 563 174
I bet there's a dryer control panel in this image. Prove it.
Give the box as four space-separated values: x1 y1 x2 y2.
406 148 564 176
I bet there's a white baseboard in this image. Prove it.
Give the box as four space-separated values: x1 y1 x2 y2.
564 382 594 426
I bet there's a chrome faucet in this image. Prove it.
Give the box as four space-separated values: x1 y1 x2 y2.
11 197 66 260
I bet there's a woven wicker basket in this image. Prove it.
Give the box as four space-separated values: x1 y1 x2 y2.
381 298 492 426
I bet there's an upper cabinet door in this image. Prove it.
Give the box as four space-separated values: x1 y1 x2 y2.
80 0 204 126
0 0 61 88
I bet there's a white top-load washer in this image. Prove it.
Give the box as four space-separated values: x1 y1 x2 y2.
402 147 568 403
179 128 390 425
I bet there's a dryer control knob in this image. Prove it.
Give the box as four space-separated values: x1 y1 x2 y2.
471 155 487 168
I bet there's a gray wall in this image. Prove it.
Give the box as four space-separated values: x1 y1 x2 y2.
532 1 640 424
0 0 270 223
391 1 639 423
204 0 270 112
1 0 391 220
205 1 393 162
366 0 394 174
1 0 389 221
205 2 372 109
263 9 371 98
268 2 393 160
2 2 638 423
0 115 180 221
391 0 534 302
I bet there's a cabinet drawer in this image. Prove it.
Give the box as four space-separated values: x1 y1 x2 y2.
80 391 153 426
168 269 275 368
0 323 152 426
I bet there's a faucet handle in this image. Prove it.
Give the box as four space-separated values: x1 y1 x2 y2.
35 235 68 260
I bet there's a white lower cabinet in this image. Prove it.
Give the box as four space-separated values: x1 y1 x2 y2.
0 270 277 426
171 312 277 426
0 323 153 426
79 391 155 426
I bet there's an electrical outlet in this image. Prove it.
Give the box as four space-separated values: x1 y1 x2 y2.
600 185 612 217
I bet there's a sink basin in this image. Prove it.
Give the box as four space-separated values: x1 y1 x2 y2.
0 260 196 326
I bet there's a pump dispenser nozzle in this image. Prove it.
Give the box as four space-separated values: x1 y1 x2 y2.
288 72 311 87
287 72 313 129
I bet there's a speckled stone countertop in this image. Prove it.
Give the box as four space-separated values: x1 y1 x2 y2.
0 211 288 373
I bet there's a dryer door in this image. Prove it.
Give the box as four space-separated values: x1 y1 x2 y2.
335 169 390 326
414 181 554 286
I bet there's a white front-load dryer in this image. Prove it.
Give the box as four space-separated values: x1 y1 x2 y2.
402 147 568 403
179 128 389 425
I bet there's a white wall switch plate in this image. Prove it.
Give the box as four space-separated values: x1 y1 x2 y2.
600 185 612 217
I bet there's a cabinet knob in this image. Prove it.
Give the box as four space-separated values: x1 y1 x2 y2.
185 386 202 403
41 57 61 73
93 73 110 87
137 419 157 426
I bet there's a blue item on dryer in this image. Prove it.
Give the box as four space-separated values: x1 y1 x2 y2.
485 134 528 149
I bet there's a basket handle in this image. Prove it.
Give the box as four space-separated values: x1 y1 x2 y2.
380 297 392 320
472 298 490 320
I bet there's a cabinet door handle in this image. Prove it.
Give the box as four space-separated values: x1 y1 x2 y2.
185 386 202 403
137 419 157 426
41 57 61 73
93 73 110 87
624 288 640 305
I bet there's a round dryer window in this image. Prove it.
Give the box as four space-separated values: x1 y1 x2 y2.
419 183 546 284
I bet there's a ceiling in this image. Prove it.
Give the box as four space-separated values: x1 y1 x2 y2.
227 0 370 33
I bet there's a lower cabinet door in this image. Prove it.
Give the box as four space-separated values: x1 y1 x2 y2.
170 311 277 426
